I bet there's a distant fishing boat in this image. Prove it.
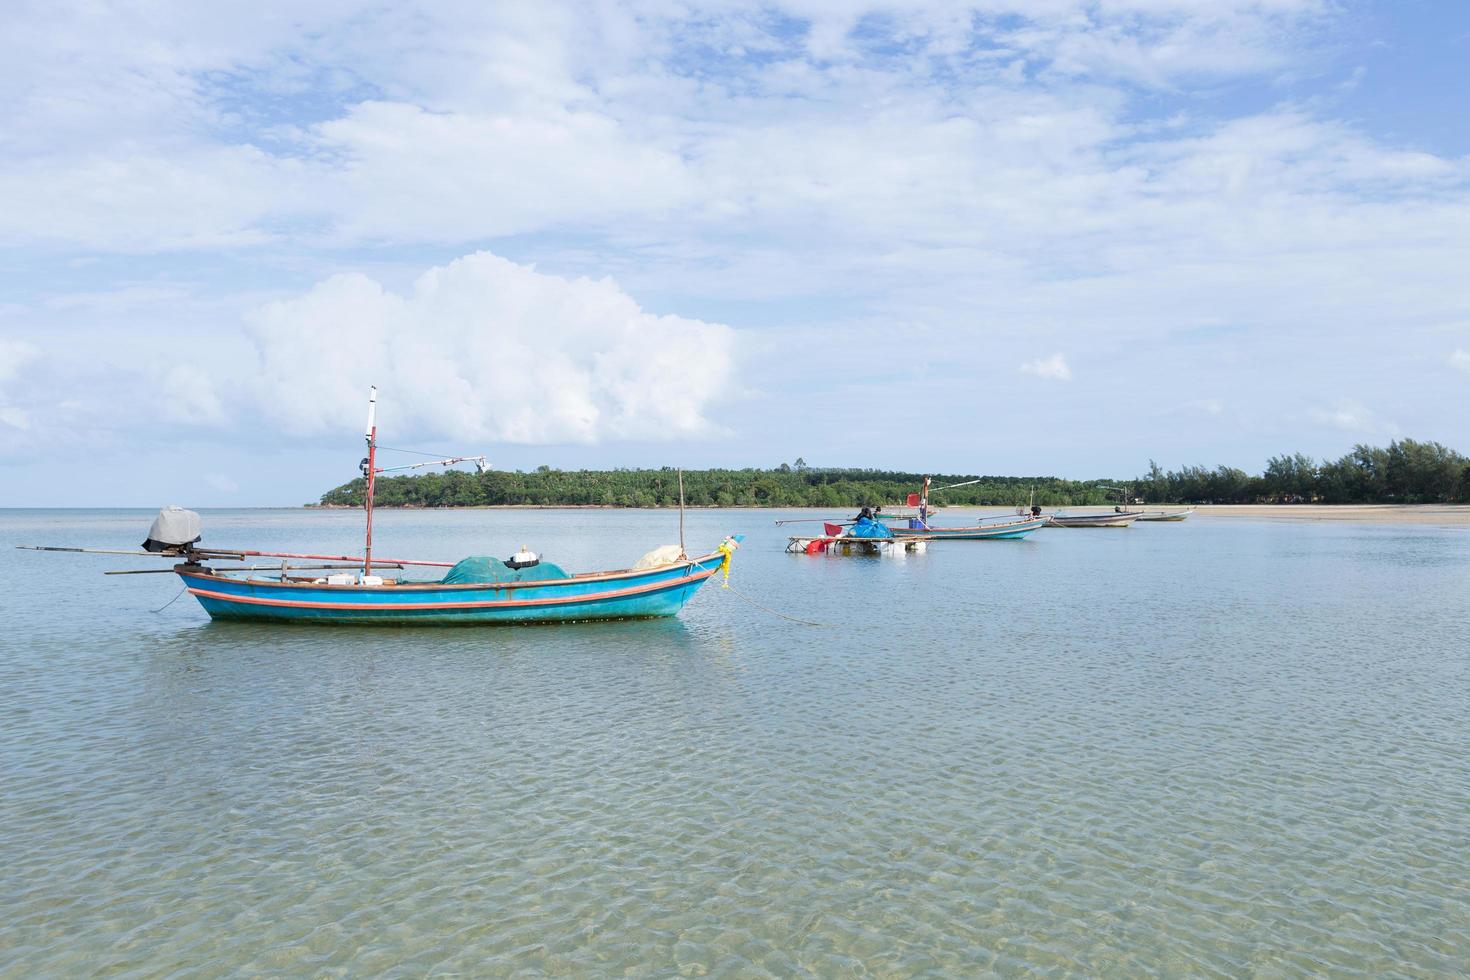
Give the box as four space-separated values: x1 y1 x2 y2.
21 387 741 625
889 476 1046 540
776 474 1047 546
785 534 929 556
784 511 926 556
1133 508 1195 522
892 516 1047 539
1045 511 1143 528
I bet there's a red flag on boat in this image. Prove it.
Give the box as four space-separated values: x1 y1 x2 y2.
906 493 920 507
823 522 844 536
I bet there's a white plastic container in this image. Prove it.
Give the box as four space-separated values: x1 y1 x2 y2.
326 573 356 586
359 575 384 586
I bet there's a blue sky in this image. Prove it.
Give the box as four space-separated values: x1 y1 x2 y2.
1 0 1467 505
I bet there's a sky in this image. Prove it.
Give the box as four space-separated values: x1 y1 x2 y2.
1 0 1468 505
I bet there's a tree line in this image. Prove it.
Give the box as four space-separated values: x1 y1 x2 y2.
1135 439 1470 505
316 439 1470 508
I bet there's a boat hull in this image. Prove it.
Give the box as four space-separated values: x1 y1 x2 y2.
177 552 727 625
890 517 1046 540
1046 513 1143 528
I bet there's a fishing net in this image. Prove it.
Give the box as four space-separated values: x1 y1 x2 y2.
633 545 686 569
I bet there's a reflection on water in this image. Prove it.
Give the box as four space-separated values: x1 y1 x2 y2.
2 508 1468 973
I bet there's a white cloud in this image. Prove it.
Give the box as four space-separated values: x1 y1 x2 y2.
0 0 1361 256
1184 398 1225 416
0 147 300 251
247 250 736 443
1309 400 1397 436
1020 353 1072 381
1450 349 1470 374
157 365 225 424
0 339 39 384
309 101 696 243
0 340 40 434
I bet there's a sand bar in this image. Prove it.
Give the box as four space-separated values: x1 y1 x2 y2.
948 504 1470 526
1184 504 1470 526
976 504 1470 526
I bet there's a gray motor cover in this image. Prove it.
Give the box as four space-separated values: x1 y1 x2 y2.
142 505 202 552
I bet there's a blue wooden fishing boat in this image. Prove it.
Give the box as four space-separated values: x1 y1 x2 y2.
21 387 740 626
174 549 735 625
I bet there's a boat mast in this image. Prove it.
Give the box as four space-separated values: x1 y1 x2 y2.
363 386 378 575
677 468 687 559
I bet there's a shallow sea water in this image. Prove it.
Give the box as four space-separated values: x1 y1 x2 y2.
2 507 1468 976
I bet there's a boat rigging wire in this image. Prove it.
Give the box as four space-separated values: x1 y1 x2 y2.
929 477 986 493
375 445 468 458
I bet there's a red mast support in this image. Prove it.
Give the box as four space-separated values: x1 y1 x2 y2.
363 386 378 576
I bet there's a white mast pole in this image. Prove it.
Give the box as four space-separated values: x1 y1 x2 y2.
678 468 687 559
363 386 378 575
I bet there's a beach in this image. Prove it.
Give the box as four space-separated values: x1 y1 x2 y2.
1189 504 1470 526
947 503 1470 527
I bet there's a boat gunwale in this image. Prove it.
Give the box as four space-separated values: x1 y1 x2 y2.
177 549 725 592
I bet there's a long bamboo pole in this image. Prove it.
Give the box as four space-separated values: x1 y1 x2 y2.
772 519 859 527
16 544 454 568
105 563 405 576
193 548 454 568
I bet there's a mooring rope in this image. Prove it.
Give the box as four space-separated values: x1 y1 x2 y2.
152 585 188 613
723 583 835 627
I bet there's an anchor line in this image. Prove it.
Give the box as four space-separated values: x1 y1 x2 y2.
722 584 835 628
152 585 188 613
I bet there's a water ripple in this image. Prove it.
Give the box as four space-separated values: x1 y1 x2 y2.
2 509 1468 974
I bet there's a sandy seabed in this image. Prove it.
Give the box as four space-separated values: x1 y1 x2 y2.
1184 504 1470 526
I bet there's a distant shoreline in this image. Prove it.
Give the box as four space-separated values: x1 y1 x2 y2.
306 502 1470 526
1034 504 1470 526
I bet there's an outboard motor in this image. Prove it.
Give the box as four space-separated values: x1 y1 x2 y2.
505 547 540 570
142 505 202 553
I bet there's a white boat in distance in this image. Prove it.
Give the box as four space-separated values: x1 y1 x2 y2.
1134 508 1195 522
1046 511 1144 528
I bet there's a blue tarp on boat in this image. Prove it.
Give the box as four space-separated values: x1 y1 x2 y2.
847 516 893 539
440 557 571 585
